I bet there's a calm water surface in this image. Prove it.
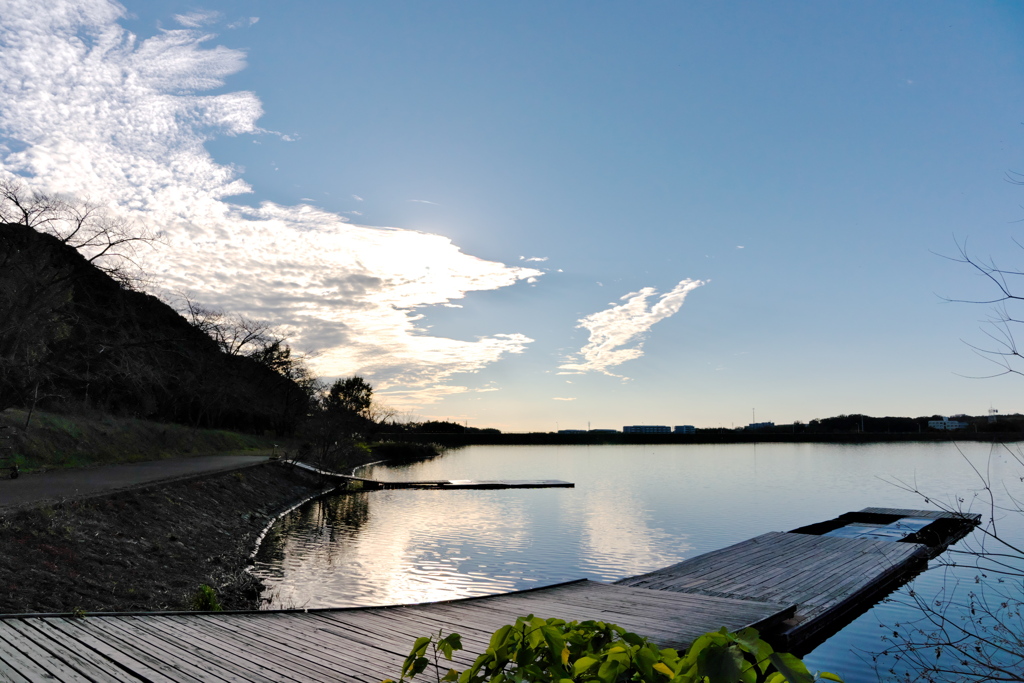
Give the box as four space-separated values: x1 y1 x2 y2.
251 442 1024 682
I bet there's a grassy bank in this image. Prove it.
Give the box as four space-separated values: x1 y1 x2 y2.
0 408 278 472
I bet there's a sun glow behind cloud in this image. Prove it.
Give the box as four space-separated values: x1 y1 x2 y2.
0 0 540 406
559 279 706 377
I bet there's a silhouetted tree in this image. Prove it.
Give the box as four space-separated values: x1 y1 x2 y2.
0 178 154 285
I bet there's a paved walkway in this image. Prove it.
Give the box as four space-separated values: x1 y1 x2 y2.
0 453 272 513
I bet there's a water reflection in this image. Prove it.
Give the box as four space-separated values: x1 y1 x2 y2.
573 487 692 577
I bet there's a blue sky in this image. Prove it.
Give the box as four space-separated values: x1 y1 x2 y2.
3 1 1024 431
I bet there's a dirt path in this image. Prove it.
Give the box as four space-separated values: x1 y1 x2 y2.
0 452 272 513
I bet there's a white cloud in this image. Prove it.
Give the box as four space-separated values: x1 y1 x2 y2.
0 0 541 408
558 279 706 377
409 199 439 205
519 256 548 263
174 10 220 28
552 397 576 401
352 194 364 201
227 17 259 30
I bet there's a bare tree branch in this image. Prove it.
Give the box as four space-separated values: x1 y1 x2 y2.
0 178 157 285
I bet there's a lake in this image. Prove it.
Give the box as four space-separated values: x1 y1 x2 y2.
251 442 1024 681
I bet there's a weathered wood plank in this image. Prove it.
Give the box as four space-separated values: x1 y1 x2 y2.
75 618 232 683
44 618 191 683
7 619 141 683
216 612 405 678
0 621 93 683
189 614 376 682
126 616 303 683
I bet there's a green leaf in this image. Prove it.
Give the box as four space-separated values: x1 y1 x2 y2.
768 653 814 683
620 631 646 647
727 628 774 673
635 646 659 680
489 625 513 650
401 637 432 678
411 637 432 656
817 673 844 682
574 656 600 675
597 655 627 683
526 623 546 650
540 625 565 662
409 657 429 678
441 669 459 682
697 643 745 683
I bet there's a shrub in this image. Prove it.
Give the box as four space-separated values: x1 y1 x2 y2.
189 584 222 612
384 616 842 683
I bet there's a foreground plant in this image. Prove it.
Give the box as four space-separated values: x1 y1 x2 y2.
383 616 842 683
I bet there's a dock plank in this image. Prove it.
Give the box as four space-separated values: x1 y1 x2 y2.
6 619 140 683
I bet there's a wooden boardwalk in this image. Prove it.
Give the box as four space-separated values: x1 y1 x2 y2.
0 507 978 680
0 581 790 682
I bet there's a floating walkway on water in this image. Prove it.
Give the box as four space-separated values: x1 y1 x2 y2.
0 507 979 681
287 459 575 489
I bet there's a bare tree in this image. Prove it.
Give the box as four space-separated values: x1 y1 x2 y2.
172 292 279 357
938 232 1024 381
0 178 155 285
870 225 1024 681
877 445 1024 681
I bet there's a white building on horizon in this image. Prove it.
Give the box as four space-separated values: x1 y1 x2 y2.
928 417 969 430
623 425 671 434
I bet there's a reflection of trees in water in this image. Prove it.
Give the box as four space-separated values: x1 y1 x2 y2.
252 491 372 575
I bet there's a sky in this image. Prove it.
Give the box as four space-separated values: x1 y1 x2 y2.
2 1 1024 432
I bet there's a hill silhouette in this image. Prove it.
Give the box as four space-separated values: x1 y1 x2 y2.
0 221 307 434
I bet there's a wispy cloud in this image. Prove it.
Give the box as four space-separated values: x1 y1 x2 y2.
552 397 577 401
519 256 548 262
227 17 259 30
352 194 364 201
409 199 439 205
174 10 220 28
558 279 706 377
0 0 541 408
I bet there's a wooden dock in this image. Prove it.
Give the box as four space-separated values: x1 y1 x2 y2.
287 460 575 490
617 507 980 649
0 507 979 680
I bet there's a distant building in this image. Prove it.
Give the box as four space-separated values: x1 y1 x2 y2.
746 422 775 431
623 425 671 434
589 429 619 434
557 429 587 434
674 425 696 434
928 417 968 430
